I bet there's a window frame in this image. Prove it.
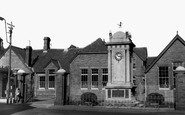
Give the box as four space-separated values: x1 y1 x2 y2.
102 68 108 89
158 66 170 90
48 69 56 89
133 57 136 70
39 75 46 89
81 68 88 90
91 68 99 89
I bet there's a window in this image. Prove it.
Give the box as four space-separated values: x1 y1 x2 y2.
49 69 55 74
172 62 183 88
102 68 108 88
159 66 169 89
40 76 45 89
81 69 88 89
133 76 136 86
133 57 136 69
48 69 56 89
49 75 55 88
91 69 98 89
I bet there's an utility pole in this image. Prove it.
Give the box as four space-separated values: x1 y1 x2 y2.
6 22 15 104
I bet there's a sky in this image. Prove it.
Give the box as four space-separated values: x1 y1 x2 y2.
0 0 185 56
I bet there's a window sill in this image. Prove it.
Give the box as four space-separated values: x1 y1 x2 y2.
38 88 45 90
91 88 98 90
81 88 88 90
159 88 170 90
48 88 55 90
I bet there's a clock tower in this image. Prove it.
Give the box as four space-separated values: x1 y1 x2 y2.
106 30 135 101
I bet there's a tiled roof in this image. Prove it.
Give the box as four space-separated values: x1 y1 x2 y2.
80 38 107 53
32 48 80 73
146 34 185 73
133 47 148 61
11 46 26 62
32 49 64 72
146 57 157 68
0 46 33 73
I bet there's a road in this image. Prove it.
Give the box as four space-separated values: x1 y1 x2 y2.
0 103 185 115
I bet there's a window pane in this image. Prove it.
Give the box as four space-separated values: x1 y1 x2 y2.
102 68 108 87
159 66 169 88
81 69 88 88
92 69 98 74
49 75 55 88
91 69 98 88
40 76 45 88
92 75 98 88
81 69 88 74
49 69 55 74
108 89 111 98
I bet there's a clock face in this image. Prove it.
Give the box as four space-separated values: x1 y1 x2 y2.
115 52 122 61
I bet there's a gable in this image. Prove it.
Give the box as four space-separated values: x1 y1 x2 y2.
146 34 185 73
0 49 32 73
45 61 58 69
133 47 147 61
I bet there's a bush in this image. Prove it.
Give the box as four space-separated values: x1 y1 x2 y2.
81 92 98 106
146 93 164 105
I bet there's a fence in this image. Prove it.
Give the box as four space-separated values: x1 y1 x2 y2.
65 92 175 109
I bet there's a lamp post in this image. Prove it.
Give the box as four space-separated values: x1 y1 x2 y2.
17 69 26 103
0 16 15 104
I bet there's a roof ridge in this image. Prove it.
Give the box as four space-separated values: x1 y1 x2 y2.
146 34 185 73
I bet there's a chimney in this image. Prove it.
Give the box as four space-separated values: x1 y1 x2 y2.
25 46 32 67
43 37 51 51
0 37 4 51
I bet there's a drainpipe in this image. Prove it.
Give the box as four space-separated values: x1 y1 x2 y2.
144 73 147 107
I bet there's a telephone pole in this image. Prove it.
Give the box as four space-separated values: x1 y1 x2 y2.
6 22 15 104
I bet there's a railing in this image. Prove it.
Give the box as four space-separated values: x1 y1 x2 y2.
65 93 175 109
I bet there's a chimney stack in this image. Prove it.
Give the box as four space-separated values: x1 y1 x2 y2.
43 37 51 51
25 46 32 67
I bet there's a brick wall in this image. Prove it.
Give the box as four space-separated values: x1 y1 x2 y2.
133 53 145 77
146 39 185 102
70 54 108 101
133 53 145 101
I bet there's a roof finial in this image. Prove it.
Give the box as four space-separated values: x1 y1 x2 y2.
177 30 178 35
29 40 31 46
117 22 122 28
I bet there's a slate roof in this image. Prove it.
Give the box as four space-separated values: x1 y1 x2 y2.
32 47 81 73
0 46 33 73
12 46 27 63
146 34 185 73
146 57 157 68
133 47 148 61
80 38 107 54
